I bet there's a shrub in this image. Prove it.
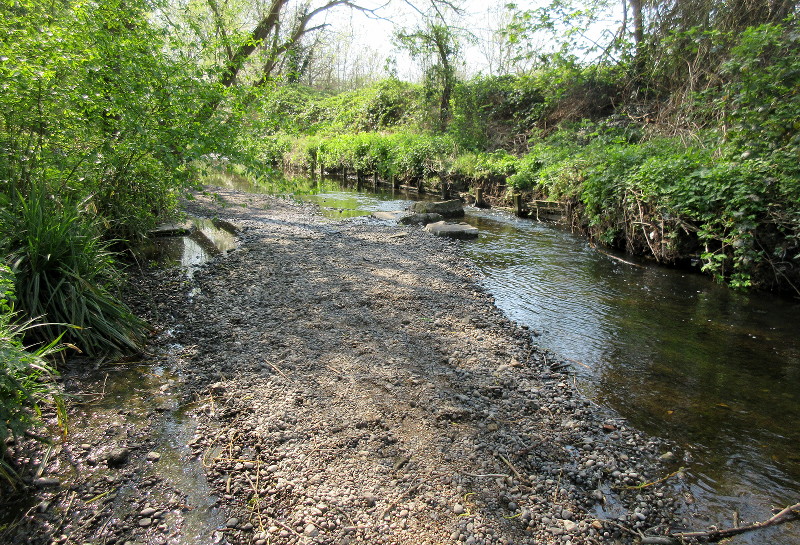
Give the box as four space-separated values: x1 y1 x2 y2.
0 264 64 482
0 188 148 357
450 150 518 181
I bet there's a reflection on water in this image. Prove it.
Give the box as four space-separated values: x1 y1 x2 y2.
137 218 238 274
213 176 800 542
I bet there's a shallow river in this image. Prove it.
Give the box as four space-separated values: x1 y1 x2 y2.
205 177 800 543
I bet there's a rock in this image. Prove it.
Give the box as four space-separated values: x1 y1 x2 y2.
210 382 226 394
453 503 466 515
226 517 239 528
563 520 578 532
138 518 152 528
399 213 444 225
411 199 464 218
392 455 410 470
372 211 409 222
33 477 60 488
303 523 319 537
140 508 158 517
106 447 130 467
148 222 193 237
424 221 478 240
146 451 161 462
659 451 676 462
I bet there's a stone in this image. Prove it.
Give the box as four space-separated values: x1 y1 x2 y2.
148 222 194 237
372 211 409 222
411 199 465 218
453 503 466 515
563 520 578 533
659 451 676 462
399 213 444 225
146 451 161 462
33 477 60 488
424 221 478 240
106 448 130 467
138 518 152 528
303 523 319 537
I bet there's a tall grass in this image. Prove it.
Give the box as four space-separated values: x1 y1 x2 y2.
0 188 148 357
0 264 64 484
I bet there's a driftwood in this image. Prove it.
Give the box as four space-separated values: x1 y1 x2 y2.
642 501 800 544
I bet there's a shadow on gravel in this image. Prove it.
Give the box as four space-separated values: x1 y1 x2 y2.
174 211 680 544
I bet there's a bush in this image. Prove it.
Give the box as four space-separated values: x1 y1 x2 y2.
0 188 148 357
450 150 518 181
450 75 545 151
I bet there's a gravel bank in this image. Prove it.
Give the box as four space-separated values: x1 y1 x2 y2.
0 188 688 545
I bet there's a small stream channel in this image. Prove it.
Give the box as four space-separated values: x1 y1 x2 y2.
199 175 799 543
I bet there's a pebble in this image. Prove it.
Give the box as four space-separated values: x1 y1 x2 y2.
33 477 60 487
138 518 152 528
453 503 465 515
146 451 161 462
106 447 130 467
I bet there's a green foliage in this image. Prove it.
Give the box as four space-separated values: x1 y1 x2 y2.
395 22 461 131
450 75 545 150
450 151 518 181
0 263 64 481
281 131 459 183
0 188 148 357
507 121 799 292
0 0 238 238
306 80 423 135
716 19 800 157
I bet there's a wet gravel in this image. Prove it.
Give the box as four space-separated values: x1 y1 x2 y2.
0 187 692 544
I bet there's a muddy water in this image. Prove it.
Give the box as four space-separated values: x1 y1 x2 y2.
232 178 800 543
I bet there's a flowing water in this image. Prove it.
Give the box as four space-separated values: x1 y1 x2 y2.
248 178 798 543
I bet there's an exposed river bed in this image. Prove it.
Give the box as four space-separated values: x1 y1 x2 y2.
215 176 800 544
136 174 800 543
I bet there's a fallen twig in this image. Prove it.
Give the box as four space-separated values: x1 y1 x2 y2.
614 467 685 491
497 454 528 484
667 501 800 542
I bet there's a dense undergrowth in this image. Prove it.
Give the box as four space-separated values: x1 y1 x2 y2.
251 19 799 296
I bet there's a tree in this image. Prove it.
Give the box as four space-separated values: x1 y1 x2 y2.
394 0 466 131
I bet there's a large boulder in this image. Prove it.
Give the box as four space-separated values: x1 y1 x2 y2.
399 213 444 225
424 221 478 240
411 199 464 218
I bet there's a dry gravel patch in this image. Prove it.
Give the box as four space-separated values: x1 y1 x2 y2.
0 188 689 545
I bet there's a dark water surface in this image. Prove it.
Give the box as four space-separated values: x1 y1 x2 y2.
220 177 800 543
462 209 800 544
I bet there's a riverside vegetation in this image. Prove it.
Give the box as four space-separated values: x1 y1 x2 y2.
0 0 798 540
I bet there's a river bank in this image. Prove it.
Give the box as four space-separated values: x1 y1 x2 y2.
2 188 690 544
